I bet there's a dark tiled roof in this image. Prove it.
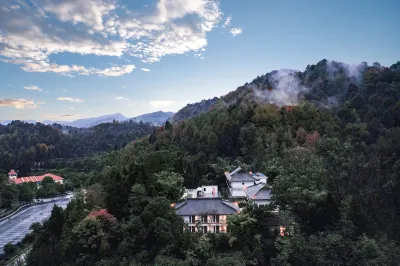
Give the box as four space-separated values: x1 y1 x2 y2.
230 172 257 182
245 184 272 200
174 198 240 215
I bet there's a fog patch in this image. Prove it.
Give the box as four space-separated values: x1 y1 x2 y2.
251 69 309 106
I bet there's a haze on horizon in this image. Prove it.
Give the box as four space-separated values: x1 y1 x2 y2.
0 0 398 122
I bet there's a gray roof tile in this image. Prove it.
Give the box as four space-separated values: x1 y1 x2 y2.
244 184 272 200
230 172 257 182
174 198 240 215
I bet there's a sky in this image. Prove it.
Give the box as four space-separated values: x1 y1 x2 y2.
0 0 399 122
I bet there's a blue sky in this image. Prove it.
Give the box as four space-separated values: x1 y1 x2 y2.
0 0 398 122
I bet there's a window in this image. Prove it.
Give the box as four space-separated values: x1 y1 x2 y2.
189 226 195 233
214 226 220 233
201 215 208 223
189 216 195 223
202 226 208 233
203 188 206 191
211 215 219 223
242 182 244 185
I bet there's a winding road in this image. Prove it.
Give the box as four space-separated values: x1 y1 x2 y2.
0 196 71 255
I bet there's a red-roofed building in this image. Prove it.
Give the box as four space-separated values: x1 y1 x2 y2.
8 169 18 180
8 170 63 187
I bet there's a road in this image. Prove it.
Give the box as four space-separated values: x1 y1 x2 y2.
0 196 71 255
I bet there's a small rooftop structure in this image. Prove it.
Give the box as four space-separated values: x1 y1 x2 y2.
174 197 239 216
8 169 17 175
182 185 219 199
8 169 18 180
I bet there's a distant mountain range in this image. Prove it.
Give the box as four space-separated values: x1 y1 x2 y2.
1 111 174 128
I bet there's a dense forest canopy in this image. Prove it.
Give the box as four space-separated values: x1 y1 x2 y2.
0 120 155 176
3 59 400 265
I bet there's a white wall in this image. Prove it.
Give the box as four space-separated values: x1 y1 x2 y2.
230 189 247 198
231 181 254 189
201 186 218 194
182 215 190 223
255 178 267 184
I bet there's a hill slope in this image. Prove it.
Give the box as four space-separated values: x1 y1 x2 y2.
170 97 218 122
128 111 174 125
20 60 400 266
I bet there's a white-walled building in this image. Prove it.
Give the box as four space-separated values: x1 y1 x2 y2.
225 167 268 199
8 169 18 180
182 185 219 199
174 197 240 233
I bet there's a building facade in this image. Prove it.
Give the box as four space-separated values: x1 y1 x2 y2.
174 197 240 233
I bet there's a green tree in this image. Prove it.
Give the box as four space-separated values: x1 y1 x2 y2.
3 242 16 256
152 171 184 202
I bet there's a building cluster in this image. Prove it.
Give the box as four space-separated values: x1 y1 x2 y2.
7 166 282 235
8 169 64 187
173 167 274 233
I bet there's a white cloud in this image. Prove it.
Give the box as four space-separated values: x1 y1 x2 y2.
95 65 135 76
223 16 231 27
41 114 81 120
68 106 75 110
230 28 243 36
37 101 46 105
141 68 151 72
24 85 42 91
61 114 81 118
0 0 223 75
0 99 39 109
42 0 116 31
115 96 129 100
57 97 84 102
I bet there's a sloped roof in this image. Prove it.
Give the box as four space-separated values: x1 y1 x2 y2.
12 173 63 184
174 198 240 215
230 172 258 182
8 169 17 175
244 184 272 200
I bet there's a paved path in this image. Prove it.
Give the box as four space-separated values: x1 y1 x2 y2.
0 197 71 255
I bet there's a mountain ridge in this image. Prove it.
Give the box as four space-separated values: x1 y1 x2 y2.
1 111 175 128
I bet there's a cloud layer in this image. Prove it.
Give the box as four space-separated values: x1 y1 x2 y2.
0 0 225 76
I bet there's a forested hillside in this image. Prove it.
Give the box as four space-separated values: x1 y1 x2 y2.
0 121 155 176
20 60 400 265
170 97 219 122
